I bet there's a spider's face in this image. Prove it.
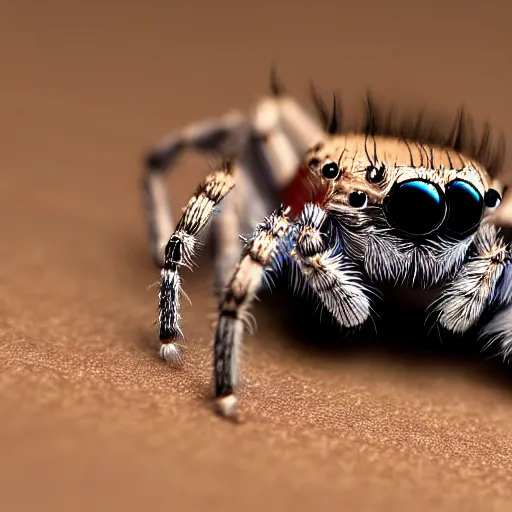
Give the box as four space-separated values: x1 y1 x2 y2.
303 134 503 287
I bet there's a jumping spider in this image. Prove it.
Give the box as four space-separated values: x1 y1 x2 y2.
141 74 511 419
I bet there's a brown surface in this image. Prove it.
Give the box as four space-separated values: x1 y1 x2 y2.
1 1 512 510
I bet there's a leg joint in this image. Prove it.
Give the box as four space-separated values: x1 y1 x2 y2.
164 236 182 268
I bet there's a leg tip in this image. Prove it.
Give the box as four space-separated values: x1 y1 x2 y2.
214 394 238 420
159 342 182 365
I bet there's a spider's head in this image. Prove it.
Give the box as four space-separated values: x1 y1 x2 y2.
303 134 504 287
303 134 503 239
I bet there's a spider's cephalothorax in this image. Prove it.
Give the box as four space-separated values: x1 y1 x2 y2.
141 74 512 419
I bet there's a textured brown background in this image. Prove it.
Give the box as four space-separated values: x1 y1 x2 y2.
1 1 512 510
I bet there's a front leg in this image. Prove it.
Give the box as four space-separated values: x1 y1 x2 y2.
142 111 248 267
214 203 371 418
430 224 509 334
214 204 292 417
158 162 235 363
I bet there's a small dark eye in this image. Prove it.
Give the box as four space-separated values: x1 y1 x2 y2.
484 188 502 209
366 164 385 183
445 179 484 236
321 162 340 180
349 191 368 208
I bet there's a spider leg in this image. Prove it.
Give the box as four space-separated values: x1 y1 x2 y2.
479 289 512 361
142 111 249 267
249 93 324 188
210 192 244 299
158 162 236 363
146 83 327 367
208 134 284 298
208 92 325 294
429 224 509 334
214 203 371 419
478 229 512 359
213 204 292 418
141 86 324 268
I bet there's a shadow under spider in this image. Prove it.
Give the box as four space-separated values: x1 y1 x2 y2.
255 273 512 397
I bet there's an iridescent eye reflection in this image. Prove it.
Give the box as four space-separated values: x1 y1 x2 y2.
445 179 484 235
384 178 490 237
384 179 446 236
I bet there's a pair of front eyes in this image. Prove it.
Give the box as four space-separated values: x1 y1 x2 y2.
318 160 502 237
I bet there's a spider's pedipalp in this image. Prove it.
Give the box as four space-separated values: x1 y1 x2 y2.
293 204 373 328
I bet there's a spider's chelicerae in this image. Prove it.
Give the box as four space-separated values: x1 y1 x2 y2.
142 74 512 419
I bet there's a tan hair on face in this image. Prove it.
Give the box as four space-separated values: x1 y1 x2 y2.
303 134 494 207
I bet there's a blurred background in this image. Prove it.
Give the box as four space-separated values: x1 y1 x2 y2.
0 1 511 510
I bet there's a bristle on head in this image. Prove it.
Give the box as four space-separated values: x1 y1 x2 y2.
269 65 285 97
308 84 506 177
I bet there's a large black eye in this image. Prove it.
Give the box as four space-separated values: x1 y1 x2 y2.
321 162 340 180
484 188 502 209
384 179 446 236
445 179 484 236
